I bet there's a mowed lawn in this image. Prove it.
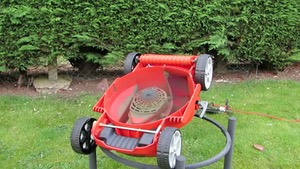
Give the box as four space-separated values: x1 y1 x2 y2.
0 79 299 169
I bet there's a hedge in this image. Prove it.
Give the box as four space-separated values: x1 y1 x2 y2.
0 0 299 72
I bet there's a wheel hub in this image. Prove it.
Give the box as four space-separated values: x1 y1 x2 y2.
204 57 213 89
169 130 182 168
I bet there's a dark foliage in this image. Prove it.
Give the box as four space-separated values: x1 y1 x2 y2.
0 0 299 72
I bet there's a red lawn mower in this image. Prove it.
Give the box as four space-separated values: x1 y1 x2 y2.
70 53 215 169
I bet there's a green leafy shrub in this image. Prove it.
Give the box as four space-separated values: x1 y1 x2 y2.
0 0 299 73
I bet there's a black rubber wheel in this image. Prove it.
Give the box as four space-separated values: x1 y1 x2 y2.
195 54 214 91
157 127 182 169
70 117 96 155
124 52 141 74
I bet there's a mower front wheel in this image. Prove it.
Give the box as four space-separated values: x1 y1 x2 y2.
124 52 141 74
157 127 182 169
195 54 214 91
70 117 96 155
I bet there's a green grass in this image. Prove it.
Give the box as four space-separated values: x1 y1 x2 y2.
0 80 300 169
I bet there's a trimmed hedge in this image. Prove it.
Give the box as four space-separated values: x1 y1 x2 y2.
0 0 299 72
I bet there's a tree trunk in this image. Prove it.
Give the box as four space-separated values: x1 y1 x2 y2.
48 56 58 81
17 67 27 89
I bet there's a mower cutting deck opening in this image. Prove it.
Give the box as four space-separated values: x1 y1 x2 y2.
71 53 214 169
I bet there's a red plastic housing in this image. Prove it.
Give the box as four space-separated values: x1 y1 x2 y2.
92 54 201 156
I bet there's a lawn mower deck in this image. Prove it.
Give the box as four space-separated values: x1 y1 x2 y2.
71 52 214 169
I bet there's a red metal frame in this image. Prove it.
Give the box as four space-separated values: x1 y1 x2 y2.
92 54 202 156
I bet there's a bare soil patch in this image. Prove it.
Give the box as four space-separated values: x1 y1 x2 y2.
214 62 300 82
0 63 299 97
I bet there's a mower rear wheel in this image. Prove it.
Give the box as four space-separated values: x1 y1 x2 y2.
70 117 96 155
124 52 141 74
157 127 182 169
195 54 214 91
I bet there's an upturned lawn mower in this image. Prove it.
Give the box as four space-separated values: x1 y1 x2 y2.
70 52 214 169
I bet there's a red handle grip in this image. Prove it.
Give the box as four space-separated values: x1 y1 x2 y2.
139 54 197 66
